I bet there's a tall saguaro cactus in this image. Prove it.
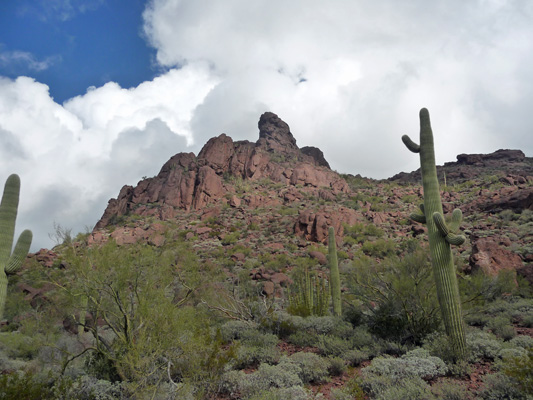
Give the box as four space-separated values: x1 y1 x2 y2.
402 109 466 358
0 174 33 320
328 227 342 317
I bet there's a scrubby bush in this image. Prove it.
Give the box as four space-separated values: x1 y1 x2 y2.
477 372 529 400
466 330 503 362
487 315 516 340
221 357 304 398
347 247 441 344
362 348 447 381
289 351 330 383
234 329 279 368
429 381 469 400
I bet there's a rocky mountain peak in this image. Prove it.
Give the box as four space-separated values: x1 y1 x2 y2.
257 112 298 155
94 113 349 230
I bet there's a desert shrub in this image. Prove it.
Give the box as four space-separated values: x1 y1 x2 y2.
344 349 370 366
347 247 441 344
316 334 352 357
351 326 375 349
222 357 303 398
287 330 319 348
487 316 516 340
429 381 468 400
466 330 503 362
58 375 126 400
501 346 533 395
289 351 330 383
508 335 533 349
234 329 279 368
0 370 57 399
361 374 434 400
522 314 533 328
247 386 309 400
0 332 42 360
327 356 347 376
220 320 259 342
362 348 447 381
361 239 396 258
331 376 365 400
477 372 529 400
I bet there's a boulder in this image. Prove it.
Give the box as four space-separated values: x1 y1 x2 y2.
469 237 523 276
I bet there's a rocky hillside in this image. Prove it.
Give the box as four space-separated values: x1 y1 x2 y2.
81 112 533 294
7 112 533 399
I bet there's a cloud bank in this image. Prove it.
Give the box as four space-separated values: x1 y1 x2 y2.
1 0 532 250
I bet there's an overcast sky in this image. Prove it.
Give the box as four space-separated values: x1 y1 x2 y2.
1 0 532 250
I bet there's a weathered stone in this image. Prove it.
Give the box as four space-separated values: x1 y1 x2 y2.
469 237 523 276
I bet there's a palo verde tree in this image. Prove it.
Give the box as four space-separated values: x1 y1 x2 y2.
402 108 466 358
0 174 32 320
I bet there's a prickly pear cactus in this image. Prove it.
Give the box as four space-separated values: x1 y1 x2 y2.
0 174 32 320
402 108 466 358
328 227 342 317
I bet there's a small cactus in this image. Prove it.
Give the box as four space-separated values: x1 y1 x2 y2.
0 174 32 320
328 227 342 317
402 109 466 358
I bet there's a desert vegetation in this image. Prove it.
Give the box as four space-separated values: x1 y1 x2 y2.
1 111 532 399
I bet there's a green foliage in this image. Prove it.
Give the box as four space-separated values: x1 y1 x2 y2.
501 346 533 395
331 376 365 400
477 372 530 400
287 266 330 317
222 356 304 399
347 247 441 343
234 329 279 368
0 174 32 320
0 370 56 400
289 351 330 383
466 330 503 362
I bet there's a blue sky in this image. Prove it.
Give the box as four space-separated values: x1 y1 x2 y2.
1 0 532 250
0 0 155 103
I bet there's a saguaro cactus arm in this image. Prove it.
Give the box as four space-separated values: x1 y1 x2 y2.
402 135 421 153
410 204 427 224
0 174 32 320
433 212 466 246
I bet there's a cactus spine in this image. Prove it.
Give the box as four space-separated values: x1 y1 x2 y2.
0 174 32 320
328 227 342 317
402 109 466 358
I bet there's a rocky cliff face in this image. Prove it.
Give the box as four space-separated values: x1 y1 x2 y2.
95 112 349 229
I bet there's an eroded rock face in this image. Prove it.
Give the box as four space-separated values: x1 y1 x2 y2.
95 112 349 229
295 207 362 244
469 237 524 276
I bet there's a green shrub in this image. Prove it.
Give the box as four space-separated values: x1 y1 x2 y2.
222 357 303 398
502 346 533 395
508 335 533 349
487 316 516 340
235 329 279 368
362 374 434 400
477 372 529 400
362 348 447 381
331 376 365 400
0 332 41 360
0 370 55 400
466 330 503 362
316 334 352 357
289 351 330 383
327 356 347 376
429 381 468 400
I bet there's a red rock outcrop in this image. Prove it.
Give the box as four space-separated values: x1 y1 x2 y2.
95 112 349 229
468 237 524 276
295 207 362 244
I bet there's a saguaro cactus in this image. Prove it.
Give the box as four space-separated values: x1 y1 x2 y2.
328 227 342 317
402 108 466 358
0 174 33 320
